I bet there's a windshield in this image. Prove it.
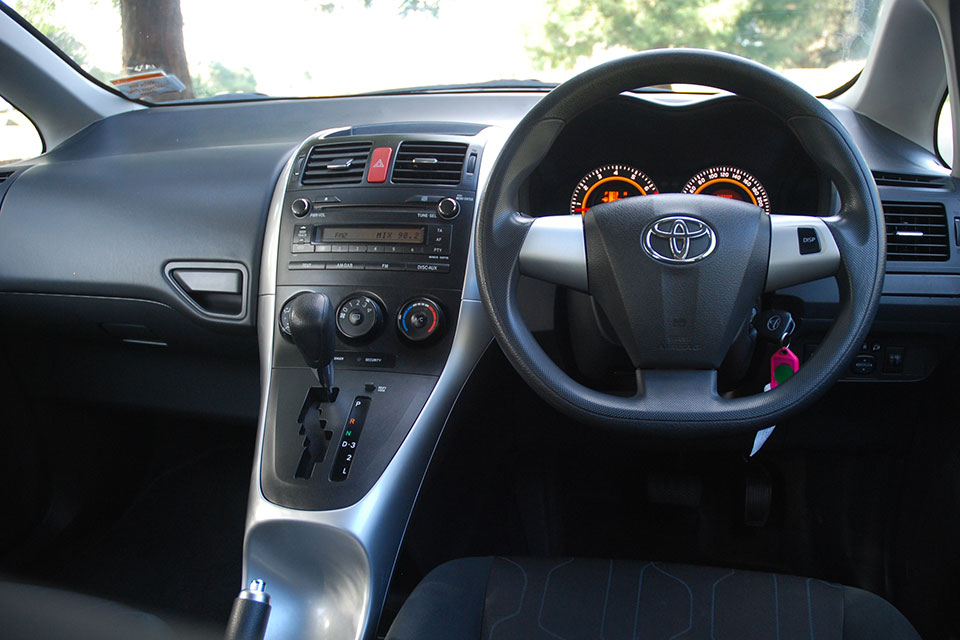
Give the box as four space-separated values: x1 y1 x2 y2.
6 0 883 102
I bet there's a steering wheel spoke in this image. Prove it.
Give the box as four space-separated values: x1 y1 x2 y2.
765 214 841 291
518 215 589 292
637 368 720 406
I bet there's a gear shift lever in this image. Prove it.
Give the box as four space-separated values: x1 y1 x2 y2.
288 292 336 392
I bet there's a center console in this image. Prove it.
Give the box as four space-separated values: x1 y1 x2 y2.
243 124 504 640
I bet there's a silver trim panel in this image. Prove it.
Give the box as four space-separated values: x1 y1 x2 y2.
518 215 589 292
766 214 841 291
244 126 503 640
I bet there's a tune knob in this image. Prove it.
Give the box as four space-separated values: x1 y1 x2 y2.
291 198 312 217
397 297 444 343
336 294 384 341
436 197 460 220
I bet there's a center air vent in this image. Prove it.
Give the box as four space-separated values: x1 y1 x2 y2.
392 141 468 186
301 142 372 186
883 201 950 262
0 171 12 185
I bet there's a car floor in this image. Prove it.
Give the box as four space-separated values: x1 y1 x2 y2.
0 384 254 632
2 347 959 640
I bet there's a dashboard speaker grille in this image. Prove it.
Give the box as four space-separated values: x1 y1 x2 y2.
872 172 949 189
883 201 950 261
392 141 468 186
302 142 372 186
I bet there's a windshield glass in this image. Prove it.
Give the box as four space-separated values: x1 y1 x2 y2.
5 0 883 102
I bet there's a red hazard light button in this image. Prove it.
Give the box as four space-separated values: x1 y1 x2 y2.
367 147 392 183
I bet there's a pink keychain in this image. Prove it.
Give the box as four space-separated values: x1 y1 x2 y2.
754 313 801 455
769 347 800 389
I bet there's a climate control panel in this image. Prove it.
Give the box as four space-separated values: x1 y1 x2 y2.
275 285 456 377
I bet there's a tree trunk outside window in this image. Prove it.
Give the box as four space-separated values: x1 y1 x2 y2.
119 0 194 99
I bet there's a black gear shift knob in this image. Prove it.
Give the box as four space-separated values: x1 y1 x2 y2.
288 292 336 388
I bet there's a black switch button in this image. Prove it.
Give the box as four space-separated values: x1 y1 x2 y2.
797 227 821 255
851 354 876 375
330 396 371 482
883 347 905 374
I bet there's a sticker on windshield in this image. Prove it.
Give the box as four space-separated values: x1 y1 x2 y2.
110 71 186 100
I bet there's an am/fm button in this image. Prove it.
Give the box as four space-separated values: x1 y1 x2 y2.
367 147 392 183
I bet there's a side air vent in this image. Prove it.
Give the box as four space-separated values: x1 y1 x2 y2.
0 170 12 185
873 172 949 189
301 142 372 186
883 201 950 262
392 141 468 186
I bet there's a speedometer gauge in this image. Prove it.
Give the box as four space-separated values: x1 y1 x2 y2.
682 166 770 213
570 164 658 215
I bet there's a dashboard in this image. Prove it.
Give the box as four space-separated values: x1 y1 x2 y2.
0 91 954 425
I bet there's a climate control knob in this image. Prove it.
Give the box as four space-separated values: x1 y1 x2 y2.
397 297 444 343
336 294 383 341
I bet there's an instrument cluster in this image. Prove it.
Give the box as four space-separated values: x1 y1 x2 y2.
526 96 823 219
569 163 771 215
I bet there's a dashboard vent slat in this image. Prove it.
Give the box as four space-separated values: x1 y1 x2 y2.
301 141 372 186
883 201 950 262
392 141 468 186
873 172 949 189
0 170 12 185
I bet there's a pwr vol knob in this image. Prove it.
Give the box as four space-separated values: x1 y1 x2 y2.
397 298 443 343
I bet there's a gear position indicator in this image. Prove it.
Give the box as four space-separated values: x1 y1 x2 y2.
330 396 371 482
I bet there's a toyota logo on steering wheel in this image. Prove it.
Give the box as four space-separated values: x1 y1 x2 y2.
642 216 717 264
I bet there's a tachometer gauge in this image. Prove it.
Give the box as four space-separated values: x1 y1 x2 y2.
682 166 770 213
570 164 658 215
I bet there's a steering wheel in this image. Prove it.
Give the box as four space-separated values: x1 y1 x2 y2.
475 49 884 436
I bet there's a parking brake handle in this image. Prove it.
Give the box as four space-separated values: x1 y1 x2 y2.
288 292 336 391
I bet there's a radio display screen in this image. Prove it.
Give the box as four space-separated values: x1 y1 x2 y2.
320 226 424 244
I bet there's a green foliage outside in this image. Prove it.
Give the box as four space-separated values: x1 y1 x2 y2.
192 63 258 99
530 0 882 72
14 0 113 82
13 0 258 97
11 0 445 98
11 0 880 98
314 0 438 16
